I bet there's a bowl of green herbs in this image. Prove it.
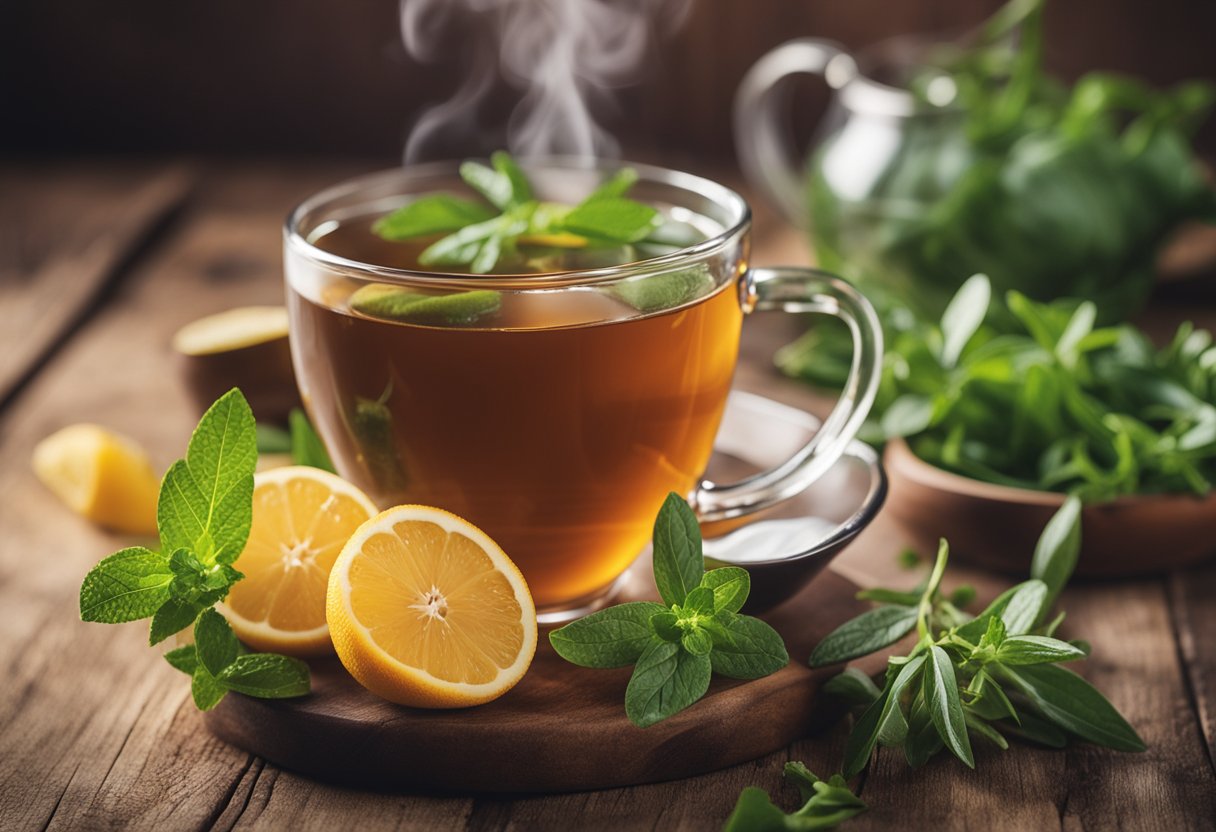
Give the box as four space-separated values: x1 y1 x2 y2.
778 274 1216 575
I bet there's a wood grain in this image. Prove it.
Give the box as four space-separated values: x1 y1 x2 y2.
0 161 1213 831
0 163 193 410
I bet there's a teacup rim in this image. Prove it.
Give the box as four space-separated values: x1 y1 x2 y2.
284 157 753 291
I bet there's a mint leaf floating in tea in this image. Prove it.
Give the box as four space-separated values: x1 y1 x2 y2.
78 389 310 711
549 492 789 727
372 150 702 276
814 499 1144 779
724 762 866 831
609 266 717 314
349 284 502 325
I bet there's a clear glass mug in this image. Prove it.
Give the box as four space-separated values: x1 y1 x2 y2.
284 160 882 621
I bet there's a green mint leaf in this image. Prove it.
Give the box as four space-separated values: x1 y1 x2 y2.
459 161 514 211
997 664 1146 751
995 635 1087 666
842 654 926 778
191 664 228 711
1029 496 1082 620
809 605 918 667
350 284 502 325
939 274 991 367
681 628 713 656
854 586 921 606
650 611 683 643
372 195 496 240
681 586 715 617
168 547 205 577
217 654 311 699
709 615 788 680
491 151 532 206
999 580 1049 636
289 408 335 473
255 423 292 455
924 645 975 768
548 601 667 667
157 388 257 566
164 645 198 675
195 608 240 676
79 547 173 623
609 267 716 313
651 492 704 607
149 598 204 646
419 215 513 267
822 668 883 707
700 566 750 614
586 168 639 202
624 639 712 727
561 197 660 244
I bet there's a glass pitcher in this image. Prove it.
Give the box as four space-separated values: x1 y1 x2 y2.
734 37 976 319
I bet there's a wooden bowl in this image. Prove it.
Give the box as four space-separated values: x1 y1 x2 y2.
884 438 1216 577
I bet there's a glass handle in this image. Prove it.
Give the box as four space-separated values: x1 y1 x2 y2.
733 38 856 227
692 267 883 523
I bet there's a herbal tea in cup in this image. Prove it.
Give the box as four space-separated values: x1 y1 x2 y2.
285 156 882 620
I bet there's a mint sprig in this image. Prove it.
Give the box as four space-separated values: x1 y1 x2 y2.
549 493 789 727
812 496 1145 778
79 389 310 710
373 150 666 274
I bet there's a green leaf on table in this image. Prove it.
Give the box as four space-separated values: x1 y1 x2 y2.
217 654 311 698
997 664 1146 751
372 195 496 240
842 654 925 778
995 635 1087 666
549 602 667 668
79 547 172 623
289 408 335 473
924 645 974 768
701 566 751 614
157 389 257 566
724 764 867 832
651 492 704 606
809 605 919 667
709 615 789 679
624 640 712 727
195 608 240 677
823 668 883 707
1030 496 1082 618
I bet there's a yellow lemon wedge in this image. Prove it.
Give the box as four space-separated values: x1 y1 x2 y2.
32 424 159 535
326 505 537 708
220 466 377 656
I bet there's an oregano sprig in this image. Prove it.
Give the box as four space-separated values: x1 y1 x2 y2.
812 496 1145 778
549 492 789 727
79 389 310 710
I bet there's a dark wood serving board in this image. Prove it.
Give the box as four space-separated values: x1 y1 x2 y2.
204 567 866 795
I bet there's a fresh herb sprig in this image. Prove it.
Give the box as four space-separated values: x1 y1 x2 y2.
810 497 1144 778
549 493 789 727
374 151 689 274
724 762 867 831
779 273 1216 500
79 389 309 710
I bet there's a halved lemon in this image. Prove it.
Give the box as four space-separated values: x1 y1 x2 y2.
327 505 538 708
221 466 377 655
32 424 160 535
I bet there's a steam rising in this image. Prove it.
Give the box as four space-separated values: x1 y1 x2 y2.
400 0 692 162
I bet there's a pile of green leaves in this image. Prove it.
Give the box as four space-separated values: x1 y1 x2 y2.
809 497 1144 777
374 151 700 274
807 0 1215 322
724 762 866 831
79 390 309 710
779 273 1216 499
549 493 789 727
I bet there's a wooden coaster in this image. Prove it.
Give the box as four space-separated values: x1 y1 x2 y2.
204 568 864 794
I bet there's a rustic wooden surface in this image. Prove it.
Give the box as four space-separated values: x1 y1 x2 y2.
1 160 1214 830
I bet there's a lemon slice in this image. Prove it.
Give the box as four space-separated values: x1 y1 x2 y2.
221 466 377 656
32 424 159 535
327 505 538 708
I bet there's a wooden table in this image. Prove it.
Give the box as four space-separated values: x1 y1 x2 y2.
2 160 1214 831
